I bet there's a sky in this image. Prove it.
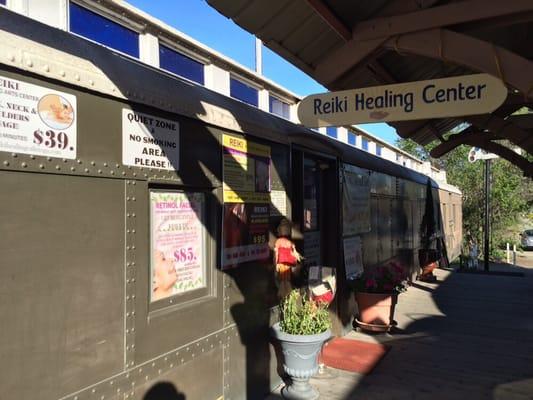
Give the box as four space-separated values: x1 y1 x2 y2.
127 0 400 145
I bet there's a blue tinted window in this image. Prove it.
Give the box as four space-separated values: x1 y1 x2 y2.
0 0 6 6
269 96 290 119
326 127 337 139
348 132 356 145
230 77 258 107
376 145 382 156
159 45 204 85
362 138 369 151
69 2 139 58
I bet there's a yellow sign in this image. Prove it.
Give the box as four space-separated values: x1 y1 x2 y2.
297 74 507 127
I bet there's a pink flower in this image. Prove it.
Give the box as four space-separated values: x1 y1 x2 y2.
365 278 377 289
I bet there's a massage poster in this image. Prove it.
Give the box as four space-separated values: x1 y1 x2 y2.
222 133 270 269
150 191 206 301
0 75 77 159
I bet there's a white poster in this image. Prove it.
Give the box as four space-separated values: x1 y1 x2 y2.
0 75 77 158
344 236 363 279
122 109 179 170
270 190 287 217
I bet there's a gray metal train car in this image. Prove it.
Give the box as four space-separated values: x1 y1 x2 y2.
0 9 462 400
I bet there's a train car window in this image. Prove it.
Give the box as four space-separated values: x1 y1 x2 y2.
159 44 205 85
362 137 369 151
149 190 208 305
230 77 258 107
348 131 356 146
326 126 338 138
376 145 383 156
69 2 139 58
269 95 290 119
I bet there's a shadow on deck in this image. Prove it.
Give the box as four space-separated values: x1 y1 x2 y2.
267 257 533 400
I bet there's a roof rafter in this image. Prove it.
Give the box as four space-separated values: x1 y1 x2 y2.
430 131 533 176
304 0 351 41
383 29 533 99
352 0 533 41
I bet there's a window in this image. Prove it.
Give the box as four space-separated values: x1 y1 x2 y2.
230 77 258 107
348 132 356 146
326 127 337 139
69 2 139 58
159 45 204 85
362 138 369 151
0 0 6 6
376 145 382 156
269 95 290 119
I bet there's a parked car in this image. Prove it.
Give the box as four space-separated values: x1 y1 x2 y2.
520 229 533 250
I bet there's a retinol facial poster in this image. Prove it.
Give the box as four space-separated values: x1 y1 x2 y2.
222 133 271 269
150 191 205 302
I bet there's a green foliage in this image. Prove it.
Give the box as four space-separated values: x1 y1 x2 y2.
396 137 532 261
279 289 331 335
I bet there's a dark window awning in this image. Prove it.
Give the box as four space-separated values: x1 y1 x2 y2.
207 0 533 176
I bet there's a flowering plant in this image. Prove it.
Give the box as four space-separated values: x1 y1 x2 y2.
350 261 409 294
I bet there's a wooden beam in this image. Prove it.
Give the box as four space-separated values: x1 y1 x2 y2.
352 0 533 41
430 132 533 176
305 0 351 41
383 29 533 99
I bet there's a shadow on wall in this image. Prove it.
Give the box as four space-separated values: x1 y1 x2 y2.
144 381 186 400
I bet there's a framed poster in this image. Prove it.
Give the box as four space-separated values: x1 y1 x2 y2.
150 190 206 302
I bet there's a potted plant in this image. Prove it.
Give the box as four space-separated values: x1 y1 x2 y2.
351 261 409 332
271 289 332 400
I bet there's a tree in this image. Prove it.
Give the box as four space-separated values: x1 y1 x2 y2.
396 137 532 259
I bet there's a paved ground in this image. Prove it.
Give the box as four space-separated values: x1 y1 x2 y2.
267 252 533 399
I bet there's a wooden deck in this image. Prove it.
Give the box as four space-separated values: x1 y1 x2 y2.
267 254 533 399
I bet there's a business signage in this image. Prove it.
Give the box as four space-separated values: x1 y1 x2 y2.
297 74 507 127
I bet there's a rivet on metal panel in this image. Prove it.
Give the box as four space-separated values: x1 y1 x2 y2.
8 54 14 62
110 380 114 386
101 395 105 400
60 70 65 77
3 161 9 166
144 174 148 178
21 162 27 168
126 246 130 251
12 153 17 158
127 213 131 217
145 375 149 381
132 230 136 234
43 65 50 72
132 197 136 201
132 262 136 266
181 358 184 363
133 173 137 177
122 172 126 176
47 157 52 161
91 161 96 166
63 158 67 163
56 165 60 170
115 163 120 168
126 373 130 379
170 363 173 368
75 74 80 81
89 80 95 86
110 171 115 175
85 168 90 173
127 230 130 234
151 362 155 367
132 247 136 251
126 329 129 333
104 162 108 167
127 197 131 201
131 344 135 348
77 159 82 164
164 357 168 361
70 167 75 172
132 213 136 217
158 369 162 374
74 397 78 400
98 168 103 173
30 155 35 159
26 59 33 67
132 181 136 185
138 368 142 373
126 295 130 300
39 164 44 169
126 345 129 350
92 388 96 393
132 295 136 299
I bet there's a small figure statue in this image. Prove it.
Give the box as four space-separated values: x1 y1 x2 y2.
274 218 302 298
468 238 479 269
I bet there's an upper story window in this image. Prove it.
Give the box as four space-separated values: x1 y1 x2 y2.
0 0 6 6
269 95 290 119
348 131 356 146
159 44 204 85
230 77 258 107
362 137 369 151
326 127 337 139
376 145 382 156
69 2 139 58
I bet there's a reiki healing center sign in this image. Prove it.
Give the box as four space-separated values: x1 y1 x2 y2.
297 74 507 127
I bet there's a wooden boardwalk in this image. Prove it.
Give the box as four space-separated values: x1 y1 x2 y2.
268 256 533 400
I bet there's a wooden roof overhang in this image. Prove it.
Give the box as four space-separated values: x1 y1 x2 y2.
207 0 533 176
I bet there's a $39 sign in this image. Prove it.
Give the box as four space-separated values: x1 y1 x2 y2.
33 129 72 150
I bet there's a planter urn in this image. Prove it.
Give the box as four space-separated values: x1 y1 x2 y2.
271 322 331 400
